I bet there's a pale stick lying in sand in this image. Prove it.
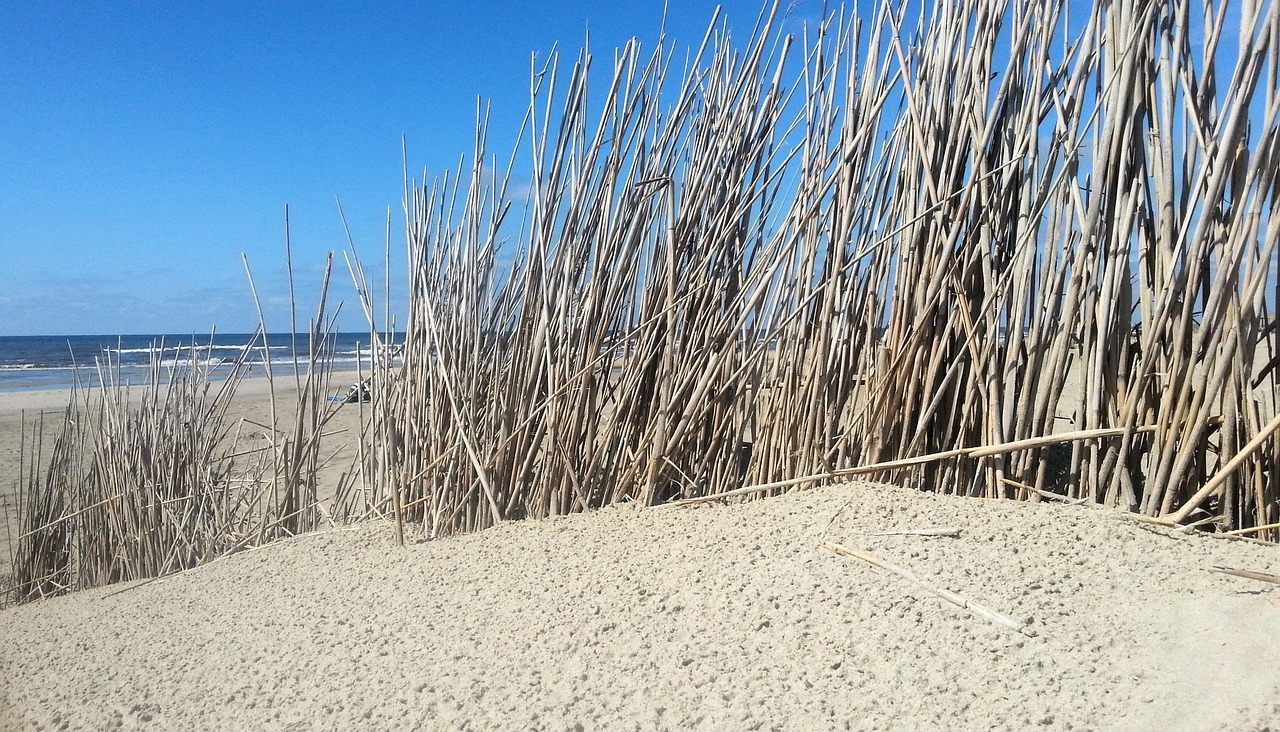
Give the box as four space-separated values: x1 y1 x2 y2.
1224 521 1280 537
1211 566 1280 586
869 528 962 538
823 540 1031 635
665 426 1160 508
998 477 1091 505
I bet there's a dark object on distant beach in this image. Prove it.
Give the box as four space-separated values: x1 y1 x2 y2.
343 380 372 404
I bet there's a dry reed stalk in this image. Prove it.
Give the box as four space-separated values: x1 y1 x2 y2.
1224 522 1280 537
1211 566 1280 585
5 228 343 605
870 528 962 538
663 426 1160 508
339 0 1277 543
823 540 1028 633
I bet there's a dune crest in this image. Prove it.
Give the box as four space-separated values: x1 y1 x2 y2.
3 481 1278 730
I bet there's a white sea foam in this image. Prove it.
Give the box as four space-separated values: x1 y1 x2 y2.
155 358 238 369
338 345 403 359
0 364 78 372
106 343 287 355
108 346 181 354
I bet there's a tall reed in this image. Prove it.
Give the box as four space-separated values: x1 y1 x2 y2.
351 0 1279 540
5 248 344 605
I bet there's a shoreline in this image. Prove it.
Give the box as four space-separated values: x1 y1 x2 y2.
0 370 368 416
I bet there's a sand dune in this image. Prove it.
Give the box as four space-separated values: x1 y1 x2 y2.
3 479 1279 730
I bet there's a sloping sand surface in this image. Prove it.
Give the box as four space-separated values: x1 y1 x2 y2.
2 481 1279 731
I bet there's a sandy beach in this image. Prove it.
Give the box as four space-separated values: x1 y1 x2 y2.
1 378 1279 730
0 388 81 583
0 375 368 585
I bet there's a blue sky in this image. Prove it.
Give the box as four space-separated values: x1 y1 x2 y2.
0 0 799 335
0 1 1249 336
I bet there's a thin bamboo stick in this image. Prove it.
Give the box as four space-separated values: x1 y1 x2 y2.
823 541 1029 633
665 426 1159 508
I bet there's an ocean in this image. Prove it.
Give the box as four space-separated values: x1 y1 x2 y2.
0 333 394 393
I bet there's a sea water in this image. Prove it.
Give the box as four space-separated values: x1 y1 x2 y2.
0 333 397 393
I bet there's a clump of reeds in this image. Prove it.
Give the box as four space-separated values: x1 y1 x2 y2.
350 0 1279 541
5 241 345 605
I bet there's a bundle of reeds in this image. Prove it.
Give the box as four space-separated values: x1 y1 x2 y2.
351 0 1278 540
5 248 344 605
